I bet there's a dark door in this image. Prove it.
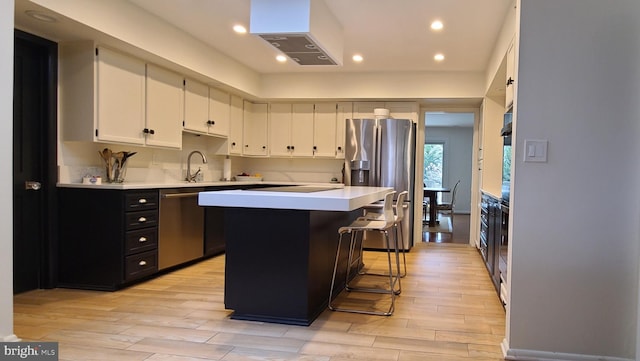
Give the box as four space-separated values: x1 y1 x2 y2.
13 30 58 294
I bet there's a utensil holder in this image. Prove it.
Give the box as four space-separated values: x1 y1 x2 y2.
107 160 128 183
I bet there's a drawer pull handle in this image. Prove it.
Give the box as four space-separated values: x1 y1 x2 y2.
138 217 147 223
138 198 147 204
138 237 147 243
138 260 147 266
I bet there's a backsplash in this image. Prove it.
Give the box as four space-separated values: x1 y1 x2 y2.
58 134 344 184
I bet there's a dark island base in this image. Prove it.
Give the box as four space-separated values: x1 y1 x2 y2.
223 207 361 326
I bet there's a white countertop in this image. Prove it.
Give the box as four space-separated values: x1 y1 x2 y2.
198 186 393 212
56 180 341 190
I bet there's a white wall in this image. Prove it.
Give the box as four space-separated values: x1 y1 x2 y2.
505 0 640 359
424 125 474 214
259 71 486 100
30 0 262 97
0 0 17 343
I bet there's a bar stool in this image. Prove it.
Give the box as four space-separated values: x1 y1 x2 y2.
328 191 402 316
357 190 408 278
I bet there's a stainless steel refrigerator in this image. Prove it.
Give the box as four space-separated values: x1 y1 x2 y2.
344 118 416 250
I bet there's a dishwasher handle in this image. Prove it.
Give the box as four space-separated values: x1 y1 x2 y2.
161 192 201 199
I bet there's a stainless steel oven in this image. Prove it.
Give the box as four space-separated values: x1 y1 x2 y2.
479 196 489 262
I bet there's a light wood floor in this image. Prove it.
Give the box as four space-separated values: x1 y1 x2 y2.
14 242 505 361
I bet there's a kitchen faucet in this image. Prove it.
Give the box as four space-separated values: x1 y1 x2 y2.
186 150 208 182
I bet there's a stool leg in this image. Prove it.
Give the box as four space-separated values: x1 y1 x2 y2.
345 231 359 291
383 230 397 315
385 229 402 296
328 231 346 311
396 220 407 278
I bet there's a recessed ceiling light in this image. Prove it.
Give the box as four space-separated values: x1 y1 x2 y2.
233 25 247 34
352 54 363 62
434 53 445 62
430 20 444 31
276 55 287 63
25 10 57 23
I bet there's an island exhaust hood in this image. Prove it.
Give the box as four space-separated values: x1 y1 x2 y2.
249 0 344 66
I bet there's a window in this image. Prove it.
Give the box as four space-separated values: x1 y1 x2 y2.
424 143 444 188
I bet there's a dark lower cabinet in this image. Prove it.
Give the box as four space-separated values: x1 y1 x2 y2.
58 188 159 290
204 207 225 256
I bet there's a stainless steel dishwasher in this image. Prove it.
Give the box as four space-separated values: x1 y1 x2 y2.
158 188 204 270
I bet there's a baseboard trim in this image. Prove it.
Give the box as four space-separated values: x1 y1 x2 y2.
502 340 632 361
2 334 21 342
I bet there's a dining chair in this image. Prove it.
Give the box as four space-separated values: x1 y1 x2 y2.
422 183 429 223
436 180 460 228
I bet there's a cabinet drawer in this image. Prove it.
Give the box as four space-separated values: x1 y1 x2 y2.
125 250 158 281
125 228 158 255
126 191 158 211
125 210 158 230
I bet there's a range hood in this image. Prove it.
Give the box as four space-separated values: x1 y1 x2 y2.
250 0 343 66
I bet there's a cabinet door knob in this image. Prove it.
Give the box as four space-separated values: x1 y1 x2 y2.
286 146 291 150
138 237 147 243
138 216 147 223
138 260 147 266
506 77 514 86
232 142 236 146
138 198 147 204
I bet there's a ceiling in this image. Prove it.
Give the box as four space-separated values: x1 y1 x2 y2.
124 0 513 74
14 0 511 126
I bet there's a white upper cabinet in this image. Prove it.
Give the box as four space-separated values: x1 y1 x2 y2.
335 102 353 159
313 103 338 158
60 42 184 149
269 103 293 157
208 88 230 137
96 47 146 145
505 38 515 109
184 80 230 137
268 103 314 157
228 95 244 155
384 102 419 122
145 64 184 149
183 78 209 134
353 102 385 119
352 101 418 122
243 101 268 156
291 104 314 157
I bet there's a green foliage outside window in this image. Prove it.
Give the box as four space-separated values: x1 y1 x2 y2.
503 146 512 182
424 143 443 188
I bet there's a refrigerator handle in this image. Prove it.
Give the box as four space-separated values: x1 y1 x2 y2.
374 123 382 185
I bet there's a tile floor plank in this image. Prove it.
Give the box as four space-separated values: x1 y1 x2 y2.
14 241 505 360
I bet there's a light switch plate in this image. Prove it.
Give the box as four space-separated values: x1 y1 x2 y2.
523 139 548 162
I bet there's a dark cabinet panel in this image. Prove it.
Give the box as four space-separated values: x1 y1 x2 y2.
58 188 159 290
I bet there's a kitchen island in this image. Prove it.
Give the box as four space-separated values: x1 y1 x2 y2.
198 185 392 325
